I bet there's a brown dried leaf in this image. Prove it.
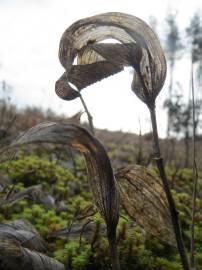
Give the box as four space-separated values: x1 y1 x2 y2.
0 122 119 240
0 219 45 252
115 165 175 246
55 72 80 101
78 43 142 68
56 12 166 105
0 236 64 270
67 61 123 90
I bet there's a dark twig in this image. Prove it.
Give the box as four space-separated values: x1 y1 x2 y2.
149 104 190 270
4 184 15 201
79 219 92 247
66 207 81 235
76 210 97 221
190 61 198 269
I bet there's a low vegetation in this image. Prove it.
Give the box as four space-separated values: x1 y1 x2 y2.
0 153 201 269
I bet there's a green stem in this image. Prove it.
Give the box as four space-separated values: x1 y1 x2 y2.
149 105 190 270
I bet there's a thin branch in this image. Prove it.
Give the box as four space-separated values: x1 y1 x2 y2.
4 184 15 201
190 61 198 269
79 94 95 135
149 104 190 270
79 219 92 247
66 207 81 236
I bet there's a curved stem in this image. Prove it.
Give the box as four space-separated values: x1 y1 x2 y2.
149 105 190 270
79 94 95 135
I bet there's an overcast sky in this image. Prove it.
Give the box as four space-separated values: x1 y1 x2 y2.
0 0 202 137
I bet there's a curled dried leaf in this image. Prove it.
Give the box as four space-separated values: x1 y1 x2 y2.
0 122 119 240
0 236 64 270
115 165 175 246
56 12 166 107
55 72 80 100
0 219 45 252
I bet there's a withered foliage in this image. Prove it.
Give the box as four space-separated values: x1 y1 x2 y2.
0 219 45 252
0 122 177 269
55 12 166 107
115 165 175 246
0 122 119 242
0 123 175 245
0 11 191 270
0 220 64 270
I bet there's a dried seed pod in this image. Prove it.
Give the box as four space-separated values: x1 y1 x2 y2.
0 123 119 241
115 165 175 246
56 12 166 107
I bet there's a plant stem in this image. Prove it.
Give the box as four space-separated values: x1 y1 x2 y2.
190 61 198 269
79 94 95 135
149 105 190 270
109 236 120 270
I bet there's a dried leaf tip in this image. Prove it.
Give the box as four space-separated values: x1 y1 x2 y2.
1 122 119 242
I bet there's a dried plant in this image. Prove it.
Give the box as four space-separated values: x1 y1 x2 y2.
55 12 166 134
0 219 46 252
0 122 120 270
115 165 175 246
0 12 193 269
0 220 64 270
54 165 175 248
54 12 189 270
55 12 165 106
0 122 179 270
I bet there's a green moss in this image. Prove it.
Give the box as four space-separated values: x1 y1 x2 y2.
0 155 76 187
0 154 202 269
154 257 181 270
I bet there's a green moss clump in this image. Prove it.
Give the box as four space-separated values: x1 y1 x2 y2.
0 154 202 269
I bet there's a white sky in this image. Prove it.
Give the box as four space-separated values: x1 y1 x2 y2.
0 0 202 137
